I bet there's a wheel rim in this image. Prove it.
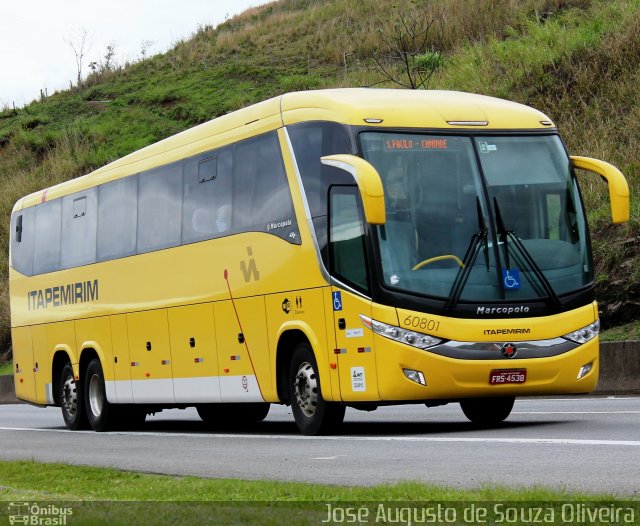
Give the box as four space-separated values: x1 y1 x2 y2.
61 376 78 417
88 373 103 417
294 361 318 417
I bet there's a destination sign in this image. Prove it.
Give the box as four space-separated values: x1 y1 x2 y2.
385 138 449 150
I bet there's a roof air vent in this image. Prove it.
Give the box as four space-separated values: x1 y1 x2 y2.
447 121 488 126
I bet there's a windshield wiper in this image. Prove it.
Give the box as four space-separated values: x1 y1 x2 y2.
445 198 489 310
493 198 562 309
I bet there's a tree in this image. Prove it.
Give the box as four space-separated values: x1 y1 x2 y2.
103 42 117 72
65 29 92 91
372 1 445 89
140 40 155 61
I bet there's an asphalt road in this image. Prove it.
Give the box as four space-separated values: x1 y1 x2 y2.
0 397 638 496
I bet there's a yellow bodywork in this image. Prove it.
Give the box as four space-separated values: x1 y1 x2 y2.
571 156 630 223
320 154 386 224
9 89 606 407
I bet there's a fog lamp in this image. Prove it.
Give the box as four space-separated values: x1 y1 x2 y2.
403 368 426 386
577 362 593 380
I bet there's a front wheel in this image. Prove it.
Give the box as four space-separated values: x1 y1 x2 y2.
460 396 515 426
288 343 345 435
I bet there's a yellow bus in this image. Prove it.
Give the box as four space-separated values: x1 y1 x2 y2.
9 89 629 435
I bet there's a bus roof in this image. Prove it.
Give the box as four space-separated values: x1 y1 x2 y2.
15 89 554 210
280 88 553 129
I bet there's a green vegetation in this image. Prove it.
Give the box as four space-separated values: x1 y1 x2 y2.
601 320 640 341
0 460 637 525
1 0 639 352
0 361 11 376
0 459 602 501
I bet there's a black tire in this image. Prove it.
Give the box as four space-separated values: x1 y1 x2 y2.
59 362 89 430
84 358 146 431
460 396 515 426
197 403 270 427
288 342 345 435
84 358 115 431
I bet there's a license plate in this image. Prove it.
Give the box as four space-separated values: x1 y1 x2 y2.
489 369 527 385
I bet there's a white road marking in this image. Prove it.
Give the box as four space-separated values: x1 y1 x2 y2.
513 411 640 414
1 426 640 447
516 396 640 401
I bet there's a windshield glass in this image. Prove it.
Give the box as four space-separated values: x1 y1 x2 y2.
360 132 592 303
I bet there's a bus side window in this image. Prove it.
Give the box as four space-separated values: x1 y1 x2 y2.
234 132 299 244
182 149 233 244
97 176 138 262
137 163 182 254
61 189 97 269
10 207 35 276
288 122 353 218
329 187 369 293
33 199 62 275
288 122 353 262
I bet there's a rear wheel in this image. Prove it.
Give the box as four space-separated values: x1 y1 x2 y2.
84 358 146 431
59 362 88 430
460 396 515 426
288 343 345 435
84 358 115 431
197 403 270 427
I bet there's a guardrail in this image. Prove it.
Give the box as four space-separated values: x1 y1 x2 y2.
0 341 638 404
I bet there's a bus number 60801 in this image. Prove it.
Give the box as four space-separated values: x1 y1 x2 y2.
403 316 440 333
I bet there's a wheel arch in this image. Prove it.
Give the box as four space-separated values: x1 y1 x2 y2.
275 321 333 404
79 347 100 379
79 342 117 404
51 349 72 406
276 329 307 404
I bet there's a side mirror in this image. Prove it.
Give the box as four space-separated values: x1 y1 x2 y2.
570 156 629 224
320 154 386 225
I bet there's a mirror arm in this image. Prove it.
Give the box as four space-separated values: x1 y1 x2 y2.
570 156 629 224
321 154 386 225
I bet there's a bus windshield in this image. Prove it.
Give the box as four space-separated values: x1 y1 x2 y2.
360 133 592 304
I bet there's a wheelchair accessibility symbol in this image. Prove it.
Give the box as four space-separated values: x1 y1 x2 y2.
502 268 521 290
332 291 343 311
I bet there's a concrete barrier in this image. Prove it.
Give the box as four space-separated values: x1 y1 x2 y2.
0 341 638 404
0 375 18 404
597 340 640 395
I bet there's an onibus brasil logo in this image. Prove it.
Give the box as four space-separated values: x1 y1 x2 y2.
7 503 73 525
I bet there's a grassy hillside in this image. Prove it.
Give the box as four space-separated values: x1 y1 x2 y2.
0 0 638 351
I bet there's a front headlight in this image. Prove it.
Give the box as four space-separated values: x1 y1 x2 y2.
360 315 443 350
562 319 600 344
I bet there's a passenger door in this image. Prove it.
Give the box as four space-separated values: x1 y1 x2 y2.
328 186 379 402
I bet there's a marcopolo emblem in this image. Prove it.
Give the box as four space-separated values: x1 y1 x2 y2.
501 342 518 359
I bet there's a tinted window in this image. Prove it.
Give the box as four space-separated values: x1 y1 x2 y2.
33 199 62 275
288 122 353 218
182 149 233 244
234 132 299 244
10 207 35 276
61 188 97 269
329 187 369 292
137 163 182 253
97 176 138 261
